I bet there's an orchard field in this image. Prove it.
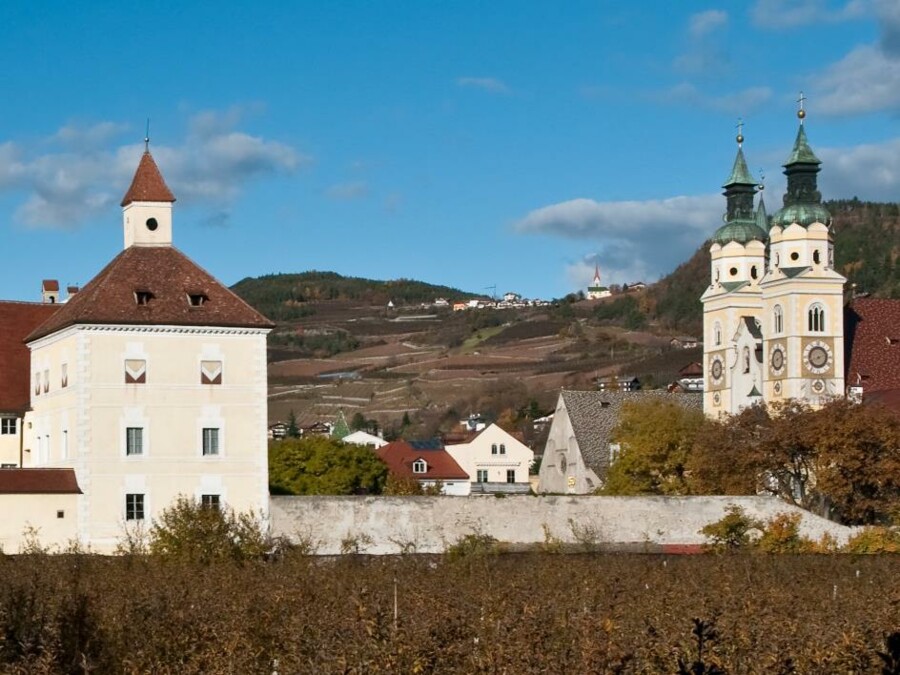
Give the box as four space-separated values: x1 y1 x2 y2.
1 552 898 673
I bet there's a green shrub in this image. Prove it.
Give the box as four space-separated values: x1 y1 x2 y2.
444 532 501 561
700 506 763 552
756 513 815 554
844 526 900 554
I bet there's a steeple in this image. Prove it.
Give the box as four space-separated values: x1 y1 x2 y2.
713 122 766 245
592 263 602 285
755 179 769 232
121 142 176 249
772 95 832 228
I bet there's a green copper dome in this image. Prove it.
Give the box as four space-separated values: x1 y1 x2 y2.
712 219 768 245
771 202 832 227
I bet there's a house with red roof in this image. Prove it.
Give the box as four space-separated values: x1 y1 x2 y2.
20 145 274 551
845 297 900 414
376 439 471 495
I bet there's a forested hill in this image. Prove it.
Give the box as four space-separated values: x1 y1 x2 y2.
646 200 900 334
231 271 478 320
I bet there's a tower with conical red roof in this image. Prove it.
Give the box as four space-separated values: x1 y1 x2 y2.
121 145 176 249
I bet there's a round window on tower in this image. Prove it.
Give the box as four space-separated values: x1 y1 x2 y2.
729 267 738 277
146 218 159 232
790 251 799 262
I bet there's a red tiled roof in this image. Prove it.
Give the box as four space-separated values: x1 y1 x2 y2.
864 389 900 419
120 151 176 206
376 441 469 481
0 302 60 413
26 246 274 342
0 468 81 494
41 279 59 292
845 298 900 393
679 362 703 377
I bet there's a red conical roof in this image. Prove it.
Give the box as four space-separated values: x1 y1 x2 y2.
120 151 176 206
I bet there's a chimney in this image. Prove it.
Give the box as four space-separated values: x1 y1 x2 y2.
41 279 60 304
66 285 79 300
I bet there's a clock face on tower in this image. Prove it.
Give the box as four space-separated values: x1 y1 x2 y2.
710 356 724 384
803 341 833 374
769 345 786 376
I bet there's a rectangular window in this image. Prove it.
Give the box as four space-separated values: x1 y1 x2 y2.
61 363 68 388
200 360 223 385
201 494 220 509
62 430 68 459
491 444 498 455
499 444 506 455
43 370 49 394
202 428 220 456
477 469 488 483
125 359 146 384
0 418 16 435
126 427 143 456
506 469 516 483
125 493 145 521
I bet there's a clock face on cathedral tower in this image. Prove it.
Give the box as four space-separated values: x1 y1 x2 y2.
769 345 786 376
709 356 724 384
803 341 833 374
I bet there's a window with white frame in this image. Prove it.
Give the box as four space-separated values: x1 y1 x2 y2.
201 494 220 509
412 459 427 474
774 305 783 334
491 443 498 455
476 469 488 483
808 303 825 332
125 493 145 521
0 418 16 435
202 428 220 456
126 427 143 456
506 469 515 483
714 322 722 346
499 443 506 455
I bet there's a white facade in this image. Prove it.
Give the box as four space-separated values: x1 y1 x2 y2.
343 430 387 448
445 424 533 492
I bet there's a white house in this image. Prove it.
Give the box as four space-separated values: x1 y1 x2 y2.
22 147 274 551
343 430 387 448
445 423 533 494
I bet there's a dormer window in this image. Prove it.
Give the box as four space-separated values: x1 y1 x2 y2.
135 290 154 306
412 459 427 474
187 292 209 307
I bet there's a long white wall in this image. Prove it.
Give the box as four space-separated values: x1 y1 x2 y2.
270 495 857 555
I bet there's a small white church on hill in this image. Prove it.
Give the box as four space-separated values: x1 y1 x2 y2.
0 144 273 552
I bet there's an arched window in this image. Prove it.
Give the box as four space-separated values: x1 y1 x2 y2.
773 305 783 334
750 265 758 279
808 303 825 332
412 459 427 474
714 322 722 346
742 346 750 374
813 249 821 264
499 444 506 455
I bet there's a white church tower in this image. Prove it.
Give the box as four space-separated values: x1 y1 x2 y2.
701 125 768 415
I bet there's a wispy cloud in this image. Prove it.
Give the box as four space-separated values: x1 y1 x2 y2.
325 180 369 201
689 9 728 37
565 253 653 290
811 1 900 114
819 137 900 200
653 83 773 114
456 77 511 94
750 0 867 29
0 108 309 228
514 195 721 284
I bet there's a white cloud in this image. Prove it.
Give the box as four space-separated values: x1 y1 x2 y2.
0 110 308 228
514 195 721 284
653 83 773 114
565 253 653 290
814 44 900 114
750 0 866 29
456 77 511 94
325 181 369 201
819 137 900 200
689 9 728 37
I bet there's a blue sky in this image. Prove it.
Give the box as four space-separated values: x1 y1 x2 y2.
0 1 898 301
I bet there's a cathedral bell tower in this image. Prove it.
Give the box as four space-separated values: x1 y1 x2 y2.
121 136 176 249
701 124 768 416
760 97 845 405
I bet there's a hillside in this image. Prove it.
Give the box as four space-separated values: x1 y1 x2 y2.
231 271 479 321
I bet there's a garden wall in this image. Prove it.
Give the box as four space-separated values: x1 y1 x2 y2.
270 494 856 554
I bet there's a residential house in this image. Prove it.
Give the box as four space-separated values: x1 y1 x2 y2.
668 362 704 393
445 423 533 494
268 422 288 440
22 147 274 551
538 390 702 494
377 439 470 495
596 374 640 391
669 336 701 349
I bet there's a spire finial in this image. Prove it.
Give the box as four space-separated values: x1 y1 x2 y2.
736 117 744 147
758 169 765 191
144 118 151 152
797 91 806 123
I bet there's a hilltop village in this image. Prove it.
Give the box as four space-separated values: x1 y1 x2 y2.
0 109 897 553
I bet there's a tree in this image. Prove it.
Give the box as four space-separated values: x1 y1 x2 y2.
268 436 388 495
350 412 368 431
602 399 706 495
811 399 900 525
148 497 271 563
286 410 300 438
